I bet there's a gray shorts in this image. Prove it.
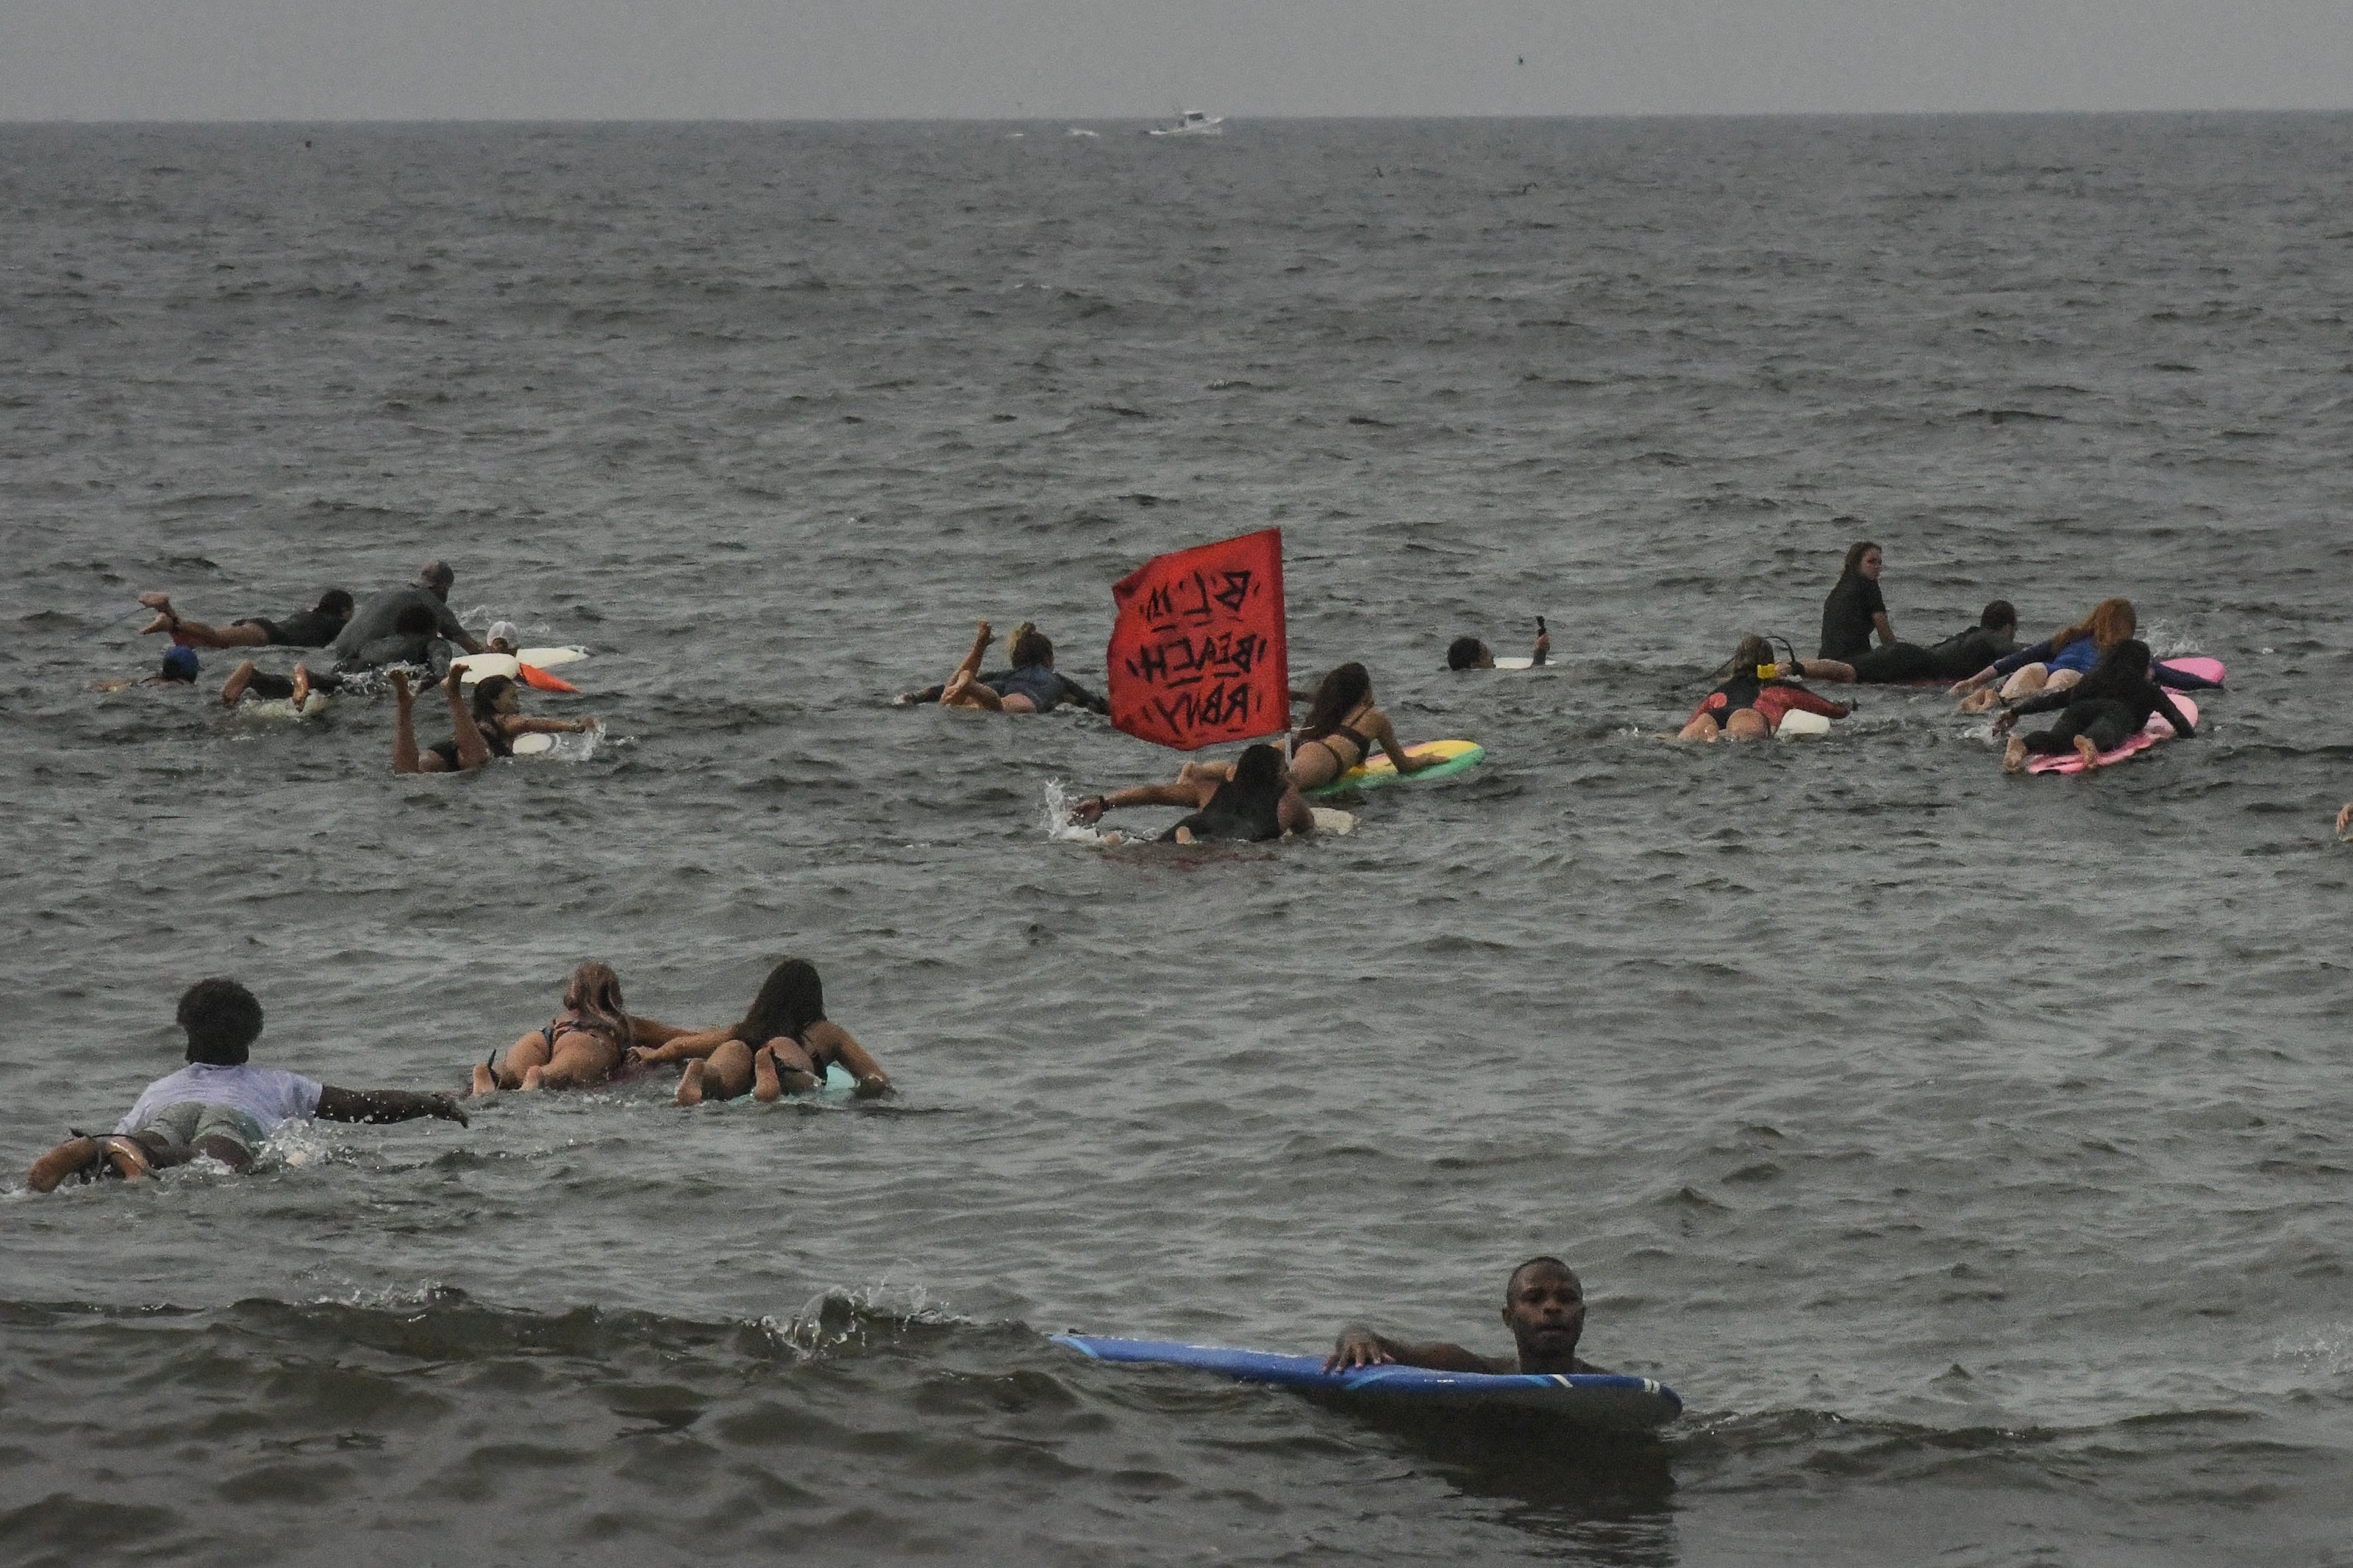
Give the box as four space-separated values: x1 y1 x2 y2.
132 1102 270 1159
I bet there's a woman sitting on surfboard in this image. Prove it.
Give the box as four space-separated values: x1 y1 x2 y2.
1952 598 2221 712
1810 601 2021 685
626 958 892 1104
901 620 1108 714
390 668 596 773
1069 742 1315 842
1678 635 1851 741
1286 663 1435 790
1993 639 2196 773
472 962 704 1094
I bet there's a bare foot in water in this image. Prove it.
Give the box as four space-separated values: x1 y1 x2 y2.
519 1064 545 1091
470 1064 497 1097
220 661 256 706
675 1060 707 1106
752 1047 782 1103
290 665 312 710
2002 737 2028 773
2073 735 2103 770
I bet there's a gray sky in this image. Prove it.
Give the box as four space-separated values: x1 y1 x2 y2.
6 1 2351 121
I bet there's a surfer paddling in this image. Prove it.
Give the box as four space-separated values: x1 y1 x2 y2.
1288 664 1434 790
1068 742 1314 842
901 620 1108 714
25 978 466 1192
1679 635 1851 741
138 587 355 651
390 667 593 773
1993 639 2196 773
331 559 485 667
473 962 704 1094
1326 1256 1606 1374
626 958 893 1104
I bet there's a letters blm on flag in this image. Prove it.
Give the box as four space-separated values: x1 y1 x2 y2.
1106 529 1288 751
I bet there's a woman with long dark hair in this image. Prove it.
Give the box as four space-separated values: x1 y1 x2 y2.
628 958 892 1104
474 962 701 1094
1287 663 1434 791
1818 541 1896 662
391 670 596 773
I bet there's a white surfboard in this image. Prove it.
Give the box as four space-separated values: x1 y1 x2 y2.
450 646 590 684
510 732 557 756
1492 656 1546 670
1307 807 1356 835
1775 709 1832 737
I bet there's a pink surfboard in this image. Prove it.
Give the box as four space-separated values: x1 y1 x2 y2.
2157 656 2225 687
2025 696 2198 774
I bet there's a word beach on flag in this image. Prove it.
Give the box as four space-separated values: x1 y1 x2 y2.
1107 529 1288 751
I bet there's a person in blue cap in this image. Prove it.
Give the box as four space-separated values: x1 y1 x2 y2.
93 645 202 692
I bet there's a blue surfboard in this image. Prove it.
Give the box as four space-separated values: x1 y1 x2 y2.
1054 1336 1681 1429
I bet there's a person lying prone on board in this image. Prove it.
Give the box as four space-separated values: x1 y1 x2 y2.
1288 663 1435 790
390 669 595 774
1069 742 1315 842
1677 634 1852 741
1324 1256 1608 1375
899 620 1108 714
1446 619 1549 670
138 587 355 651
26 977 467 1192
472 962 706 1094
1993 638 2195 773
625 957 893 1105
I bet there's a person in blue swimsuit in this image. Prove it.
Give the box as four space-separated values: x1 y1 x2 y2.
901 620 1107 714
1325 1257 1606 1375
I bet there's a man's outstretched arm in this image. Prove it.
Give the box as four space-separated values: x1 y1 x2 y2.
315 1087 469 1126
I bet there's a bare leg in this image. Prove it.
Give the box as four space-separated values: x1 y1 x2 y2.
675 1059 709 1106
1723 709 1771 742
2043 669 2084 698
1677 713 1723 742
2073 734 2103 770
530 1034 621 1090
27 1136 104 1192
221 661 257 706
1998 665 2051 703
290 665 313 709
492 1031 551 1091
697 1039 760 1101
392 670 425 773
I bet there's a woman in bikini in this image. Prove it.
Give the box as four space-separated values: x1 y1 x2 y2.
472 962 701 1093
390 669 596 773
1285 663 1435 791
626 957 892 1105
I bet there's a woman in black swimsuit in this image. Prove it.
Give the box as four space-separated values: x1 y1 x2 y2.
1287 664 1434 792
627 958 893 1104
472 962 702 1093
390 670 595 774
1070 742 1314 842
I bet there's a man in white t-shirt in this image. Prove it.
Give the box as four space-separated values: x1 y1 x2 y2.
26 978 467 1192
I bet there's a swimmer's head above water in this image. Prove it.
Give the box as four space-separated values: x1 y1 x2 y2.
178 976 263 1066
160 645 200 683
486 620 522 654
1502 1256 1587 1368
471 674 520 722
1007 622 1054 669
418 559 456 600
1980 599 2017 634
1840 540 1882 581
1446 636 1493 670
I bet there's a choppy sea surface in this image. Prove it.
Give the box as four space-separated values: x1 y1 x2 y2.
3 116 2350 1566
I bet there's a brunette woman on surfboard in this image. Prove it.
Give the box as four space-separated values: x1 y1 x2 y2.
472 962 704 1094
389 669 595 773
1286 663 1434 790
626 958 893 1104
1678 634 1851 741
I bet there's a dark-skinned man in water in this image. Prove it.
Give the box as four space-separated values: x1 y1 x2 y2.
1325 1256 1603 1374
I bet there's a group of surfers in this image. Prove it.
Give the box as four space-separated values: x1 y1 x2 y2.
23 971 1591 1381
110 559 596 773
1677 540 2219 773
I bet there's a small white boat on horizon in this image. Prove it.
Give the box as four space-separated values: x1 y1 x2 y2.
1148 110 1224 137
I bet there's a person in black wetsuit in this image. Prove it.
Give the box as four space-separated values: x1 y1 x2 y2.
138 587 355 651
1818 540 1895 662
219 603 452 707
1994 640 2196 773
1814 601 2020 685
1069 742 1315 842
899 620 1109 714
332 560 485 667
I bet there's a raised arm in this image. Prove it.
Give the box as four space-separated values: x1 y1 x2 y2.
1277 785 1315 837
1324 1325 1499 1374
315 1086 469 1126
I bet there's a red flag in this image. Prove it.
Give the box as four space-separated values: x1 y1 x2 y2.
1107 529 1288 751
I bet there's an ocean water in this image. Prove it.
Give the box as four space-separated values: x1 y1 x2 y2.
2 115 2350 1566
